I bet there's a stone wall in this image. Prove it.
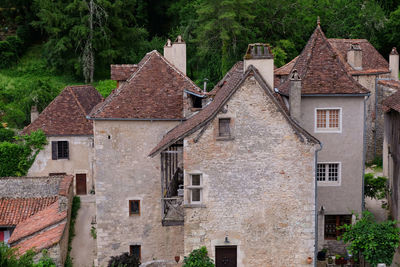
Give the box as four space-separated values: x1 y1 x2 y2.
94 120 184 266
0 176 63 197
183 76 317 266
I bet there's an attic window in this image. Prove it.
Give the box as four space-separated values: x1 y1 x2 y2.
218 118 231 137
191 95 202 109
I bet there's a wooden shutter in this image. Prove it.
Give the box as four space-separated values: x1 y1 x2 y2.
51 141 58 160
219 118 231 136
66 141 69 160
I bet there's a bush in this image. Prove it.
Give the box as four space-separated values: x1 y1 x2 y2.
364 173 388 200
0 126 14 142
183 246 214 267
107 252 140 267
0 243 56 267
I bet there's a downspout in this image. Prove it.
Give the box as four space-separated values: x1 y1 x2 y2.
314 142 323 267
374 78 391 161
362 93 371 211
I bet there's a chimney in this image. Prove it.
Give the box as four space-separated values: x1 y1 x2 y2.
163 35 186 75
389 47 399 81
243 43 274 89
347 43 362 70
289 69 302 122
31 105 39 123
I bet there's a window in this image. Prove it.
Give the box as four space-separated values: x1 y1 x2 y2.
130 245 141 260
315 108 341 132
187 174 202 204
317 163 340 185
129 200 140 215
51 141 69 160
218 118 231 137
190 95 202 109
324 215 352 239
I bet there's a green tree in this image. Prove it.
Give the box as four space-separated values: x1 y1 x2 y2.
340 211 400 266
183 246 214 267
0 243 55 267
364 173 388 200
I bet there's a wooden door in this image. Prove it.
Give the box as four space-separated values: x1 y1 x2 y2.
76 174 87 195
216 246 237 267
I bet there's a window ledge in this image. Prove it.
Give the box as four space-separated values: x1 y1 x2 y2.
216 136 234 141
183 203 207 208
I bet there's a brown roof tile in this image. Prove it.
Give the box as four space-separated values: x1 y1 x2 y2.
149 63 319 156
22 85 103 136
111 64 138 81
382 89 400 113
13 222 66 255
90 51 202 119
378 79 400 90
0 197 58 226
275 56 299 76
58 175 73 196
278 26 369 95
8 202 66 244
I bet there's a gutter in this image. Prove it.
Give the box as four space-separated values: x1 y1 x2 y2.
362 93 371 211
86 115 185 122
276 91 369 98
314 142 323 267
184 89 206 98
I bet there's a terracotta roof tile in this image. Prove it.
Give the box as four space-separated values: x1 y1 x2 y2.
111 64 138 81
8 202 66 244
90 51 202 119
13 222 66 255
278 26 369 95
149 62 319 156
382 89 400 113
378 79 400 90
275 56 299 76
58 175 73 196
0 197 58 226
22 85 103 136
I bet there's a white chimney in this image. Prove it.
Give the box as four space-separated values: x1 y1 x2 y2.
31 105 39 123
289 69 302 122
347 43 362 70
243 43 274 89
163 35 186 75
389 47 399 81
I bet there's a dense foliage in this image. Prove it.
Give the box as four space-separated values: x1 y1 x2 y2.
340 211 400 266
0 243 56 267
0 126 47 177
183 246 214 267
107 252 140 267
364 173 388 200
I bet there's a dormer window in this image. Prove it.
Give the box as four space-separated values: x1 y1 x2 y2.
190 94 202 109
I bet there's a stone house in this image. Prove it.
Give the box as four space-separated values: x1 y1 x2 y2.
0 175 73 266
22 85 103 195
275 24 372 253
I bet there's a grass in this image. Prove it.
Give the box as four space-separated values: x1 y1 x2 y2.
65 196 81 267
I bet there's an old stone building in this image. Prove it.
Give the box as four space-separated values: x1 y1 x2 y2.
0 175 73 266
22 85 103 195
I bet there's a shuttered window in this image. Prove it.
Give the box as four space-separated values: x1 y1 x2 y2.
130 245 141 260
219 118 231 137
51 141 69 160
325 215 351 239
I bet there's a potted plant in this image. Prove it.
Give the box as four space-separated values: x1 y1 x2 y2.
335 254 348 265
327 256 333 264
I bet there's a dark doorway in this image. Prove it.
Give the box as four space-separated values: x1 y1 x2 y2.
216 246 237 267
76 174 87 195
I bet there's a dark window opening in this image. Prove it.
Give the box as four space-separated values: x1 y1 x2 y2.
49 172 67 176
51 141 69 160
324 215 351 239
129 200 140 215
219 118 231 137
190 95 202 109
130 245 141 261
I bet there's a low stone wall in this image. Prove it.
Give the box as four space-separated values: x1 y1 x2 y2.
0 176 63 198
140 260 181 267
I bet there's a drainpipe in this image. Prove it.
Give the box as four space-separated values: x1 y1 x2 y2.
314 142 323 267
362 93 371 211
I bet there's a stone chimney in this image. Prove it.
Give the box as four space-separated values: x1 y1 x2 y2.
243 43 274 89
164 35 186 75
30 105 39 123
389 47 399 81
347 43 362 70
289 70 302 122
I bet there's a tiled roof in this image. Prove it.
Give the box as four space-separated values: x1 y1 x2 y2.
275 56 299 76
278 26 369 96
149 62 319 156
13 222 66 255
328 39 390 75
111 64 138 81
8 202 66 244
382 89 400 113
90 50 202 119
0 197 58 226
378 79 400 90
22 85 103 136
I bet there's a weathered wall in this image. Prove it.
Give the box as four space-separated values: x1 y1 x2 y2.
0 176 62 197
28 136 94 195
299 96 364 249
183 76 316 266
94 120 184 266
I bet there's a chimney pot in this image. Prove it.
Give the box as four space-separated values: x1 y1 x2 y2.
390 47 399 81
30 105 39 123
347 43 362 70
289 69 302 122
164 35 186 75
243 43 274 89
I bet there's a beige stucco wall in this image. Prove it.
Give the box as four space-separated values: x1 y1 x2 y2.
28 136 94 195
244 58 274 89
183 76 316 266
94 120 184 266
299 96 364 249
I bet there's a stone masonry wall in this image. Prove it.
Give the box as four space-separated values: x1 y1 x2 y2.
183 76 316 266
0 176 63 198
94 120 184 266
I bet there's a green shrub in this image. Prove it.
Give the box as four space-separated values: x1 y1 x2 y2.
107 252 140 267
0 243 55 267
364 173 388 200
0 126 14 142
183 246 214 267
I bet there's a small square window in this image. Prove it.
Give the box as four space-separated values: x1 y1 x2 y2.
324 215 351 239
315 109 341 132
317 163 340 185
129 200 140 216
130 245 141 260
51 141 69 160
218 118 231 137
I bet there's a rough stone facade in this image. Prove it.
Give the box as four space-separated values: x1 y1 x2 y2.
94 120 184 266
28 136 95 195
0 176 63 197
183 77 317 266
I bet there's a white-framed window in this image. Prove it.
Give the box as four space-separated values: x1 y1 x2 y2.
187 174 202 204
315 108 342 133
317 162 341 186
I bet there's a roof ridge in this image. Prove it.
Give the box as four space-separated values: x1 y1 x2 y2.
68 86 89 117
